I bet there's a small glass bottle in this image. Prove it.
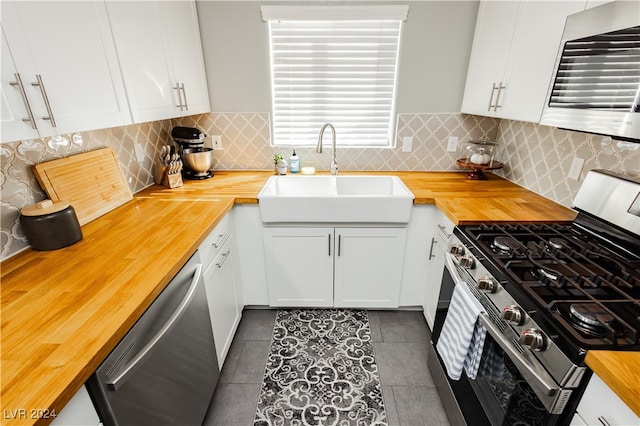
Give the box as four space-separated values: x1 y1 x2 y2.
290 149 300 173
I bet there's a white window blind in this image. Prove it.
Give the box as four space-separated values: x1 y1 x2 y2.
263 6 406 147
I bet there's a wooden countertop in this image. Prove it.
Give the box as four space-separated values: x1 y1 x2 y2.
0 170 598 425
585 351 640 417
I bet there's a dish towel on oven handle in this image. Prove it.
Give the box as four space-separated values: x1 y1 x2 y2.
436 281 487 380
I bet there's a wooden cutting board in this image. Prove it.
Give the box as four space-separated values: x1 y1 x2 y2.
33 147 133 226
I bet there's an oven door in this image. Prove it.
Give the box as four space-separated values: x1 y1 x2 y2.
430 255 570 426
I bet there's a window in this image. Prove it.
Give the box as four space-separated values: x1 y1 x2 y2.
262 5 407 147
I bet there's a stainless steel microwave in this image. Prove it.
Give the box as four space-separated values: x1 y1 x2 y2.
541 1 639 142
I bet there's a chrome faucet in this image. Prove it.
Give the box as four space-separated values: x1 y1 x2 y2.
316 123 338 175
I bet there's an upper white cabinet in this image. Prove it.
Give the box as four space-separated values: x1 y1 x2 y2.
106 1 210 123
461 0 585 123
0 1 131 143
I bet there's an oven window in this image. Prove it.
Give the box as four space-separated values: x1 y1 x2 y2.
470 337 555 426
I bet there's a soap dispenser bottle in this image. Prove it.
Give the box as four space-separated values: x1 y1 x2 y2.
290 149 300 173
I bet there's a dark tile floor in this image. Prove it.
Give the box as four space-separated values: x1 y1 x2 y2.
203 309 450 426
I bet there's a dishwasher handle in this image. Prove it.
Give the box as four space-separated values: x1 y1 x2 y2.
106 263 204 391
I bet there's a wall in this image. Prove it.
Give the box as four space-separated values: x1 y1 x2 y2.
196 1 480 113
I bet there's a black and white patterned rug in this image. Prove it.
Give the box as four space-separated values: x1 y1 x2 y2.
254 309 387 426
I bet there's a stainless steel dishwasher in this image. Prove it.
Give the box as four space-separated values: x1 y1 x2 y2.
87 251 219 426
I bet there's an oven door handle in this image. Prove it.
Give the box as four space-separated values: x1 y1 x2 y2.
477 315 559 398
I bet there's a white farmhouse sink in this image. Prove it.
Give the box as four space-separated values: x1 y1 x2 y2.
257 175 415 223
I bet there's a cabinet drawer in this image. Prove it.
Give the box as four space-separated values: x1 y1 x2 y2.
575 373 639 426
199 214 231 268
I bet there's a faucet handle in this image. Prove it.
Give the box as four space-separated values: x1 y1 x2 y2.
330 160 338 176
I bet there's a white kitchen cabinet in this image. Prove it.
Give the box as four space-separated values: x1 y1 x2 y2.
263 226 407 308
399 205 435 306
106 1 210 123
423 209 454 330
263 227 335 307
51 385 101 426
200 212 243 367
0 1 130 142
234 205 269 306
461 0 585 123
334 228 407 308
1 30 39 142
571 373 639 426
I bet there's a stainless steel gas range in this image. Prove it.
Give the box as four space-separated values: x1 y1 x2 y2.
429 170 640 426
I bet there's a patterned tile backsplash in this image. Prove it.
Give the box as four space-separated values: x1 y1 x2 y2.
2 112 639 259
1 120 172 259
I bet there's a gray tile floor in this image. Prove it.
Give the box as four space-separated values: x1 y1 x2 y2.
203 309 450 426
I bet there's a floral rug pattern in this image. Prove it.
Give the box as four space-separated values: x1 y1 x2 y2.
254 309 387 426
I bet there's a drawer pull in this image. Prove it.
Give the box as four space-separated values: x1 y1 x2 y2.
213 233 229 248
428 237 437 260
216 250 231 268
597 417 612 426
437 224 452 239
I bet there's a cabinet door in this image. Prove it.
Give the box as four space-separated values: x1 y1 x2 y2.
500 1 585 122
334 228 407 308
263 227 334 307
460 1 520 117
1 1 130 138
50 385 100 426
161 1 211 116
203 239 241 367
423 210 454 330
575 373 639 425
1 29 39 142
106 1 178 123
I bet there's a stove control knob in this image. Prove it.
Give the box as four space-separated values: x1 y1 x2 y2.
500 305 525 325
519 328 547 352
477 277 497 293
449 244 465 255
458 256 475 269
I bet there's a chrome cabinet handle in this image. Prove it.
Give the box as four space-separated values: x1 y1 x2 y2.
338 234 342 256
174 82 183 110
437 224 452 239
9 73 37 129
31 74 56 127
216 250 231 268
428 237 437 260
487 82 499 111
107 263 203 391
495 82 506 110
212 233 229 249
328 233 332 256
180 83 188 111
597 417 612 426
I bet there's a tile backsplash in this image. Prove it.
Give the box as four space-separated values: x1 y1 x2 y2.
171 113 500 172
2 112 639 259
494 120 640 207
1 120 171 258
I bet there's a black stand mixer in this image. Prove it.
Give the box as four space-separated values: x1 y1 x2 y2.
171 126 214 179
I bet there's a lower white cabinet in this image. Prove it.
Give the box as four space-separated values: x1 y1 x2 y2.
263 226 407 308
571 373 639 426
51 385 101 426
200 212 243 367
422 209 454 330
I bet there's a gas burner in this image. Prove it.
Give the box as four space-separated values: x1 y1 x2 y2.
548 238 570 251
491 236 522 255
568 303 621 338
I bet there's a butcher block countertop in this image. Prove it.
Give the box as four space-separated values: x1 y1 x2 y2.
585 351 640 417
6 170 632 426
